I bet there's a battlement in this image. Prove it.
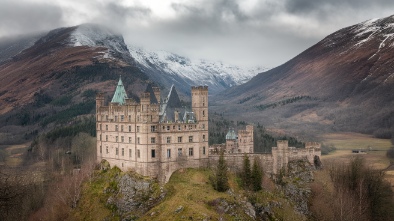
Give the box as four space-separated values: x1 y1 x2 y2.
140 92 151 99
191 86 208 91
96 92 104 99
305 142 321 149
276 140 289 150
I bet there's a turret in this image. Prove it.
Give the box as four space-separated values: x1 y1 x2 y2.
191 86 208 122
152 87 161 103
96 92 104 113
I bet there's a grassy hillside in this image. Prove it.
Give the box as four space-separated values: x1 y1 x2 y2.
69 167 305 221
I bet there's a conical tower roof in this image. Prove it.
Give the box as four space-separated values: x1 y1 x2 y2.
111 77 128 105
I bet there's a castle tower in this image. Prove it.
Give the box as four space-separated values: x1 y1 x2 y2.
191 86 209 161
152 87 161 103
96 92 104 114
191 86 208 122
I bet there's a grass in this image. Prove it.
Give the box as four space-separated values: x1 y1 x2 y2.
321 132 392 169
139 168 304 221
71 168 121 221
320 132 394 191
321 132 392 150
1 143 30 167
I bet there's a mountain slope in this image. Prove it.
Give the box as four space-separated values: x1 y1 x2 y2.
129 46 264 94
0 24 149 144
213 15 394 135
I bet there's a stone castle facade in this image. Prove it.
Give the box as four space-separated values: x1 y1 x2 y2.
96 79 321 182
96 78 208 182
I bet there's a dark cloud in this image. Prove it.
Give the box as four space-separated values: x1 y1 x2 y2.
0 0 394 67
0 1 63 36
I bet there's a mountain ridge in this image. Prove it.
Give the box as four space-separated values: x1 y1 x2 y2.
213 15 394 135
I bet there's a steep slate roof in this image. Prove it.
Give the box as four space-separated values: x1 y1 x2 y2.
111 77 128 105
159 85 186 122
226 128 237 140
145 83 159 104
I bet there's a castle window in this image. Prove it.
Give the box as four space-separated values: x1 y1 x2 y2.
203 146 206 155
151 126 156 132
178 137 182 143
163 126 165 130
203 110 205 116
121 125 124 132
129 115 131 122
151 149 156 158
173 125 175 130
178 148 182 156
203 102 205 107
129 137 131 143
116 136 118 142
151 137 156 144
137 137 140 144
129 126 131 132
100 145 102 154
99 124 102 130
166 126 170 131
106 135 108 141
137 150 140 158
203 135 205 141
167 149 171 158
106 115 108 121
202 124 205 129
99 134 102 141
121 136 124 142
188 125 192 130
115 116 118 122
116 148 119 155
167 137 171 143
122 148 124 156
106 125 108 130
137 126 140 132
115 125 118 131
106 146 108 154
189 136 193 142
121 115 124 121
137 116 140 121
129 149 132 157
189 148 193 156
178 125 181 130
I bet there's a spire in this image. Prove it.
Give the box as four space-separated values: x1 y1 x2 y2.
111 77 128 105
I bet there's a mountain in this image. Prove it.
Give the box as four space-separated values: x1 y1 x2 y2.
0 24 149 143
0 23 264 143
213 15 394 136
129 46 265 94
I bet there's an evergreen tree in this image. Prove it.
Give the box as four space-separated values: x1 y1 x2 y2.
214 151 229 192
242 154 251 190
251 157 263 191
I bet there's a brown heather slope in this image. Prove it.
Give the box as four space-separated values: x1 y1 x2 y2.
0 25 150 144
0 26 145 115
213 15 394 136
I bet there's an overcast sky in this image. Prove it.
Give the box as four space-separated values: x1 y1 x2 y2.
1 0 394 67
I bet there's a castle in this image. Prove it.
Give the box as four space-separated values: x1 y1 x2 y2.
96 78 208 182
96 79 321 182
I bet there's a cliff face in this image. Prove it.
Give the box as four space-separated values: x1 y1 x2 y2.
213 15 394 135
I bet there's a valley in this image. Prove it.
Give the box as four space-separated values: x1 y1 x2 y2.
1 12 394 221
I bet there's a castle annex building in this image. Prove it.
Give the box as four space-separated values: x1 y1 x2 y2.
96 78 209 182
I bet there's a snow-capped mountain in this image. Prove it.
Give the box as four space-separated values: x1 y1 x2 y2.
214 14 394 134
129 46 265 94
68 24 133 63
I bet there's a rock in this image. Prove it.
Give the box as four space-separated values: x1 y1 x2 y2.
175 205 184 213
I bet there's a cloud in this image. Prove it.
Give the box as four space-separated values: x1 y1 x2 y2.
0 0 394 67
0 0 64 36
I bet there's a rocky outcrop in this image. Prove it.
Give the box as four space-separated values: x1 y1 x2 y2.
279 159 315 215
106 172 165 220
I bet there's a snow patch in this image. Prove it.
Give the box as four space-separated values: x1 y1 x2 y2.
129 45 266 88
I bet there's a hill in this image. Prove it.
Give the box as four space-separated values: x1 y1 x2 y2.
212 14 394 137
